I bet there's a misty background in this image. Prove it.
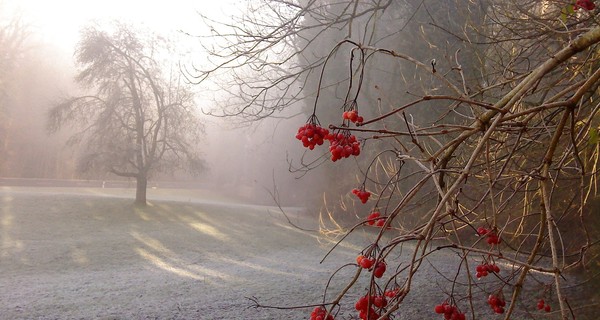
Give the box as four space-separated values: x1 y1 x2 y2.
2 1 600 318
0 0 314 206
0 0 487 212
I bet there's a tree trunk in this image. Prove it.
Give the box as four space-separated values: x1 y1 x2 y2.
135 175 147 205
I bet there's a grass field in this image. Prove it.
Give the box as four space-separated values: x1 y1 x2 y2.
0 187 370 319
0 187 596 319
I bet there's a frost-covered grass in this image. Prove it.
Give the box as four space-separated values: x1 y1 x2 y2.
0 187 369 319
1 187 595 319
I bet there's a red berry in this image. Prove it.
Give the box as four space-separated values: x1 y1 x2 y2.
366 212 380 225
544 304 551 312
537 299 545 310
358 191 371 203
434 304 445 314
360 257 374 269
384 289 397 298
373 262 386 278
310 306 334 320
477 227 488 235
444 304 453 314
576 0 596 10
297 123 330 151
328 131 361 161
356 255 365 265
486 233 501 245
355 296 369 311
373 295 387 308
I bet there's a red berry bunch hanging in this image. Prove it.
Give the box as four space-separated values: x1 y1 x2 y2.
433 301 466 320
343 109 364 125
329 131 361 161
475 263 500 278
537 299 551 312
296 122 330 150
488 294 506 314
352 188 371 203
575 0 596 10
477 227 501 245
310 306 334 320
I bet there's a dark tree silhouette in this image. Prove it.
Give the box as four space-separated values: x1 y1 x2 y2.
48 24 204 205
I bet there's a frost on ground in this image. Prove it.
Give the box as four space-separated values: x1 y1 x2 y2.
0 187 594 319
0 187 370 320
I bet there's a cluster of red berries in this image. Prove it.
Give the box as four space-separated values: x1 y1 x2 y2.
343 109 364 125
355 295 389 320
488 294 506 314
537 299 551 312
475 263 500 278
366 211 386 227
477 227 501 245
356 255 387 278
310 306 334 320
296 114 363 162
357 255 375 269
575 0 596 10
329 132 360 161
352 188 371 203
434 302 466 320
296 123 330 150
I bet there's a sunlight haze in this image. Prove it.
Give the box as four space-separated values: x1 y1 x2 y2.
7 0 236 53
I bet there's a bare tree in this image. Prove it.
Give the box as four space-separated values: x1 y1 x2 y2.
184 0 403 119
0 5 29 171
188 0 600 319
0 5 28 98
48 24 205 205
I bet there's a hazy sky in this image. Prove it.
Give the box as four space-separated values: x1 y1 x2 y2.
6 0 239 53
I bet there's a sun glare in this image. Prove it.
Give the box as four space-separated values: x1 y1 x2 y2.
7 0 236 53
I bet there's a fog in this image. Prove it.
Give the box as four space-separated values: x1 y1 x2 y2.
2 1 600 319
0 0 313 206
202 117 311 205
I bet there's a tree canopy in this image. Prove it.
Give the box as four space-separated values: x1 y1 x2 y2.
48 24 205 205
